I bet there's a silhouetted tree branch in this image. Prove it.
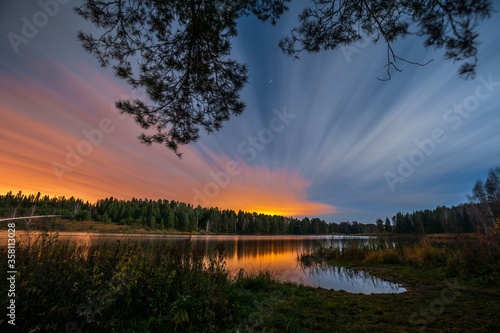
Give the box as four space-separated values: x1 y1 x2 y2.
76 0 290 156
279 0 492 80
76 0 492 154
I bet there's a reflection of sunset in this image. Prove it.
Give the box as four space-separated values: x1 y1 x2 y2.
214 236 314 273
0 232 403 293
0 62 336 218
226 250 298 272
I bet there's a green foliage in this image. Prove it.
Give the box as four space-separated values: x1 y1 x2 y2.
2 191 368 235
0 233 237 332
0 191 92 220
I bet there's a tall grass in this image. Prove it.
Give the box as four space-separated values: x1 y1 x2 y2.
0 232 260 332
299 236 500 285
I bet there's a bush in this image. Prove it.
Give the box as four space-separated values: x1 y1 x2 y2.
0 233 240 332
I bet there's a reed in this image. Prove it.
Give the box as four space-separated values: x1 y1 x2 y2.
299 235 500 284
0 232 241 332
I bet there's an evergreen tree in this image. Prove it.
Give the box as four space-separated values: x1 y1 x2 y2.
376 218 384 233
166 209 175 229
76 0 492 154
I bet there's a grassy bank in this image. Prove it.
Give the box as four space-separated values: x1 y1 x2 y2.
1 233 499 332
296 235 500 332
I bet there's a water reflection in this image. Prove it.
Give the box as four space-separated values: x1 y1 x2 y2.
299 262 406 294
1 232 405 294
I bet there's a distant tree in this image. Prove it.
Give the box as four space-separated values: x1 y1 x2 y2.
166 209 175 229
176 211 189 231
11 191 23 218
328 221 339 234
74 209 90 221
311 217 322 234
467 167 500 234
338 221 351 234
221 213 230 234
158 217 165 229
24 192 41 229
236 210 245 233
435 206 450 233
350 221 361 234
76 0 492 154
412 211 425 234
148 215 157 229
384 217 392 233
209 209 221 232
319 220 329 234
149 201 160 228
300 217 311 234
456 205 474 233
484 167 500 218
376 218 384 233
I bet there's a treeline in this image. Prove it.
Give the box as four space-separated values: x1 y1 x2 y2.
0 191 376 235
3 168 497 235
377 167 500 235
377 205 476 234
0 192 91 220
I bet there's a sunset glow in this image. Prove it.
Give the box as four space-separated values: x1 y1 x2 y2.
0 61 336 217
1 2 499 222
1 3 499 332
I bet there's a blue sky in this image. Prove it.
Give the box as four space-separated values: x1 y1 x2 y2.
1 1 499 223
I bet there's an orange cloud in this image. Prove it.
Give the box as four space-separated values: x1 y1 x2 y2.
0 60 336 218
190 147 336 216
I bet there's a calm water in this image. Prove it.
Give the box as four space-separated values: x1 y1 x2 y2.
8 232 406 294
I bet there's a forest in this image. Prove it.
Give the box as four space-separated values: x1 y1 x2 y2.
0 191 374 235
1 167 498 235
0 167 500 235
378 167 500 235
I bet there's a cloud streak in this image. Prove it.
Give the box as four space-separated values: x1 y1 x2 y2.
0 61 336 217
1 3 499 222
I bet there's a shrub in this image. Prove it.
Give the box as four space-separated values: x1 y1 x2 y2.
0 233 239 332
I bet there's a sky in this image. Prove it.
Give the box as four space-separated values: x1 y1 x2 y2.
1 1 499 223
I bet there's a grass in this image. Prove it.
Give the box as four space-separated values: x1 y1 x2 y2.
1 232 238 332
1 232 499 332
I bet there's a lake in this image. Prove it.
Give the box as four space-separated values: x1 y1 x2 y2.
7 232 406 294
